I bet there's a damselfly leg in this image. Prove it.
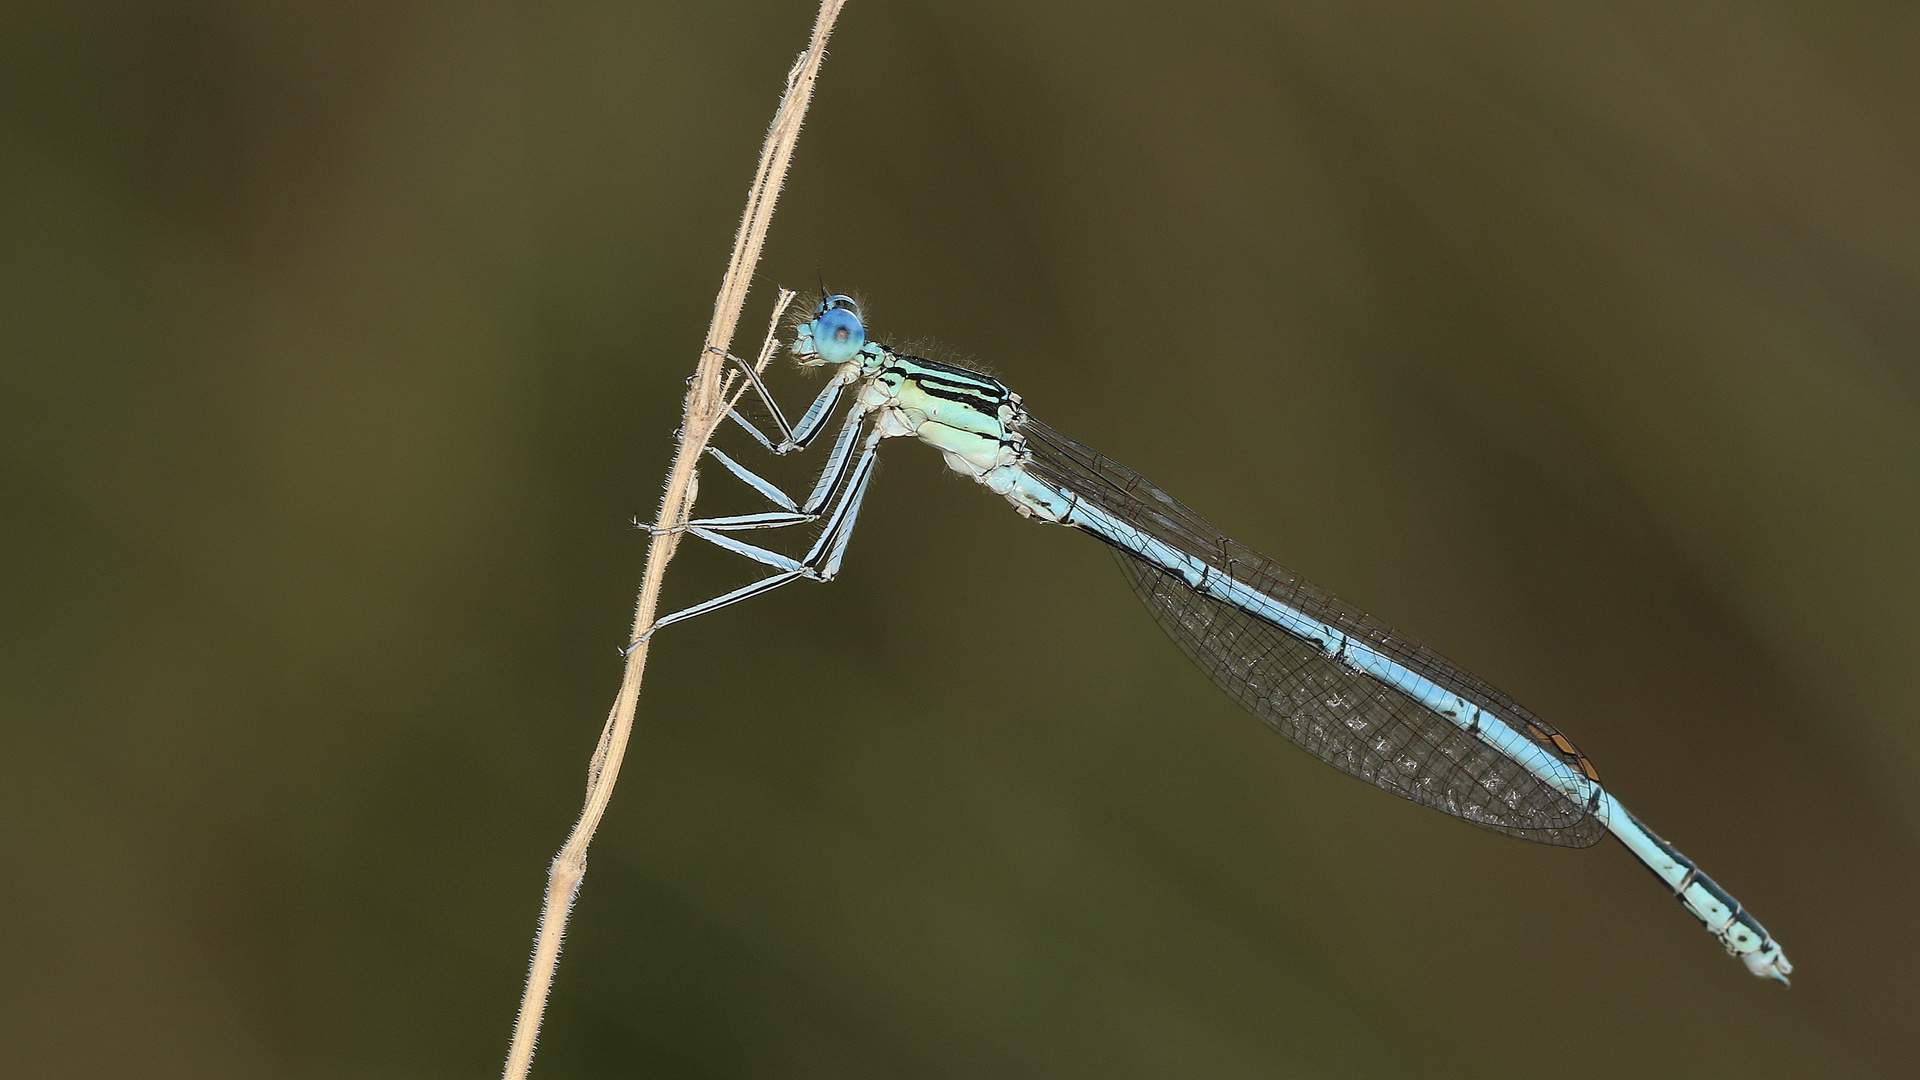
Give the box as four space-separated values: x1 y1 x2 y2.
639 394 882 643
658 391 868 536
717 347 848 454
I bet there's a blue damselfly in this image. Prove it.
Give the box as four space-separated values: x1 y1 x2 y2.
648 293 1792 984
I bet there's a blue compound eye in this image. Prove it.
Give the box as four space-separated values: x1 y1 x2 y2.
811 305 865 364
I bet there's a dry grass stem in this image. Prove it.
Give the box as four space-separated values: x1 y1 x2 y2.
501 4 844 1076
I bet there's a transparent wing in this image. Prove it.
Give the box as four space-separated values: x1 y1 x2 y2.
1020 419 1605 848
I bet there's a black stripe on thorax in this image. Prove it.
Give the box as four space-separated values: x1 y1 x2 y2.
910 378 1006 410
898 352 995 380
880 367 1008 412
881 348 1005 388
901 368 1003 394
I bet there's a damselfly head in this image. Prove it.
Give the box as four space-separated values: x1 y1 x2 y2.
794 293 866 366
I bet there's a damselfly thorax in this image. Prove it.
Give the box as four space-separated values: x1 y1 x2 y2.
857 351 1033 489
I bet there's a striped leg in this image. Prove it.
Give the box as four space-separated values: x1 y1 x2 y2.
724 354 850 454
707 446 799 512
668 401 870 539
639 424 882 643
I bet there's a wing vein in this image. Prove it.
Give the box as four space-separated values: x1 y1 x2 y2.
1019 418 1604 847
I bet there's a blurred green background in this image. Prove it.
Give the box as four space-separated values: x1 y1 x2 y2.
3 1 1916 1076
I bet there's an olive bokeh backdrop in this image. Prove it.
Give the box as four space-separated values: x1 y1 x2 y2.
3 2 1916 1077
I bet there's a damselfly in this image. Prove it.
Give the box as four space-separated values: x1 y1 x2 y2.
648 293 1792 984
